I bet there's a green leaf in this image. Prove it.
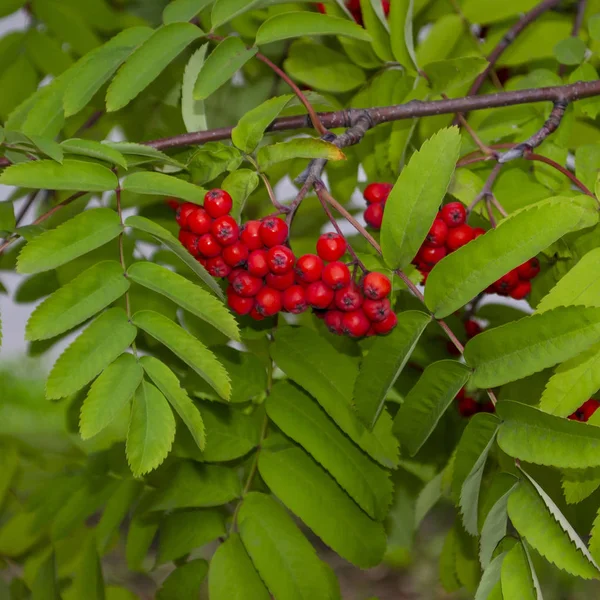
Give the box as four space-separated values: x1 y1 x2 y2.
462 0 539 23
238 492 339 600
149 461 241 510
464 306 600 388
562 473 600 504
259 441 387 568
17 208 122 275
501 542 538 600
46 308 137 399
266 382 393 521
474 553 505 600
0 202 16 234
61 139 128 169
103 142 186 169
354 311 431 428
508 470 600 579
157 559 208 600
554 37 586 65
424 57 488 94
222 169 259 221
141 356 206 451
0 0 26 18
394 360 472 456
381 127 460 269
359 0 393 62
497 400 600 469
193 37 257 100
133 310 230 400
415 14 462 65
255 12 371 45
271 326 399 468
126 513 160 571
26 260 130 340
164 0 214 24
106 23 204 112
71 535 105 600
208 534 270 600
80 353 143 439
0 159 118 192
211 0 262 28
590 14 600 40
257 138 345 170
31 551 60 600
63 26 154 116
425 197 599 318
232 94 292 153
122 172 206 204
389 0 417 70
182 45 208 133
590 507 600 564
0 445 18 510
125 215 224 299
126 380 176 477
157 509 225 564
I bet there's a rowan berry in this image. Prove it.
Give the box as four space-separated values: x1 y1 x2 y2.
418 245 446 268
205 256 231 278
494 269 519 295
478 401 496 414
255 287 282 317
306 281 335 309
266 271 296 291
364 203 384 229
322 262 351 290
282 285 308 314
187 207 212 235
240 220 263 250
204 188 232 218
267 245 295 274
472 227 486 239
426 218 448 247
458 396 479 417
372 311 397 334
228 268 245 283
179 230 197 254
295 254 324 283
211 215 239 246
196 233 222 258
509 280 531 300
176 203 197 228
317 232 347 262
227 288 254 315
324 310 344 335
335 284 363 311
363 298 391 322
363 272 391 300
231 271 263 297
517 258 540 280
222 241 249 267
446 224 474 251
440 202 467 227
246 249 270 277
465 319 482 338
259 217 288 247
249 306 265 321
364 182 393 204
342 310 371 338
166 197 180 211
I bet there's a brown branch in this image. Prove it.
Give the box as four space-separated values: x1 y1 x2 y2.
467 163 503 216
524 151 595 197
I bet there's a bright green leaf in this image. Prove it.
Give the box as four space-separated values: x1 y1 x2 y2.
211 0 262 28
222 169 259 221
122 172 206 204
424 57 488 94
501 542 538 600
389 0 417 70
61 139 128 169
164 0 214 24
258 138 345 170
554 37 586 65
182 45 208 133
157 559 207 600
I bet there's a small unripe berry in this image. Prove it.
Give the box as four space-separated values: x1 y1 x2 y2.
267 245 295 274
335 284 363 311
494 269 519 295
322 262 351 290
259 217 288 247
324 310 344 335
187 207 212 235
255 287 282 317
240 220 263 250
363 298 391 322
305 281 335 309
204 188 233 218
231 271 263 297
426 218 448 247
372 311 397 334
509 280 531 300
364 182 393 204
418 245 447 268
196 233 222 258
227 288 254 315
266 271 296 291
446 224 474 251
440 202 467 227
363 272 391 300
211 215 239 246
295 254 324 283
342 310 371 338
205 256 231 278
176 203 197 229
222 241 249 267
517 258 540 280
282 285 307 314
364 203 384 229
317 232 347 262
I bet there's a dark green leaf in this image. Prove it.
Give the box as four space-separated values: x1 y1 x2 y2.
157 559 208 600
554 37 586 65
71 535 105 600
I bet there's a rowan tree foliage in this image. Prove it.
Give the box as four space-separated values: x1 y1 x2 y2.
3 0 600 598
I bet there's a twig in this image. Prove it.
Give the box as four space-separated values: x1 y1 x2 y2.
467 163 503 215
258 172 287 213
74 110 105 136
524 151 595 197
14 190 40 225
559 0 587 76
485 197 497 227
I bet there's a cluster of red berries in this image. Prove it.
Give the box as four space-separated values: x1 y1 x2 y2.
362 182 393 229
568 399 600 422
175 189 397 337
317 0 390 24
456 388 495 418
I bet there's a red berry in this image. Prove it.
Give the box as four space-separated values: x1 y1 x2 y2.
317 232 347 262
196 233 222 258
282 285 307 314
267 245 295 275
472 227 486 239
478 401 496 414
176 203 197 229
426 218 449 247
240 220 263 251
316 2 326 13
166 197 180 211
187 207 212 235
266 271 296 291
324 310 344 335
465 319 482 338
306 281 335 309
227 288 254 315
249 306 265 321
382 0 390 15
335 284 363 312
322 262 351 290
446 224 474 251
231 271 263 297
222 241 249 267
255 287 282 317
179 230 198 254
363 298 391 322
211 215 239 246
576 399 600 422
509 280 531 300
205 256 231 278
372 311 397 335
259 217 288 247
364 182 393 204
228 268 245 283
440 202 467 227
342 310 371 338
363 272 391 300
364 203 384 229
247 249 270 277
494 269 519 295
295 254 324 283
204 188 232 218
517 258 540 281
458 396 479 418
418 245 447 268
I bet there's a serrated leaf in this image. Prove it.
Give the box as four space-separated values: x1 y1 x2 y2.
193 36 257 100
256 12 371 45
182 45 208 133
257 138 345 170
126 380 176 477
271 326 399 468
26 260 129 340
389 0 417 70
71 535 105 600
266 382 392 521
0 159 118 192
61 139 127 169
259 442 387 568
103 142 186 169
208 534 270 600
0 202 15 234
211 0 262 28
63 26 154 116
163 0 214 24
133 310 230 399
106 23 203 112
232 94 293 153
238 492 339 600
140 356 206 451
359 0 393 62
464 306 600 388
497 400 600 469
222 169 259 221
415 472 443 527
425 197 599 318
475 553 506 600
47 308 137 399
122 172 206 204
508 470 600 579
380 127 460 269
501 542 539 600
394 360 471 456
562 473 600 504
424 57 488 94
125 215 224 299
80 353 143 439
17 208 122 275
354 310 431 428
157 559 208 600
